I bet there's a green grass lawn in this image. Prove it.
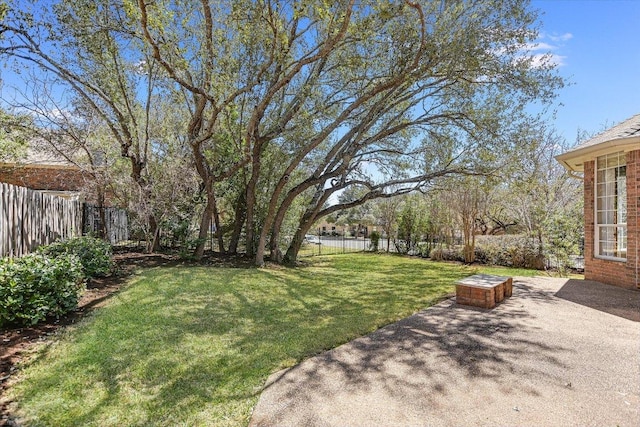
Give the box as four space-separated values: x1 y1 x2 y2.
7 254 556 426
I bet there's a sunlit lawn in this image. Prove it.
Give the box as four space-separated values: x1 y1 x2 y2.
8 253 557 426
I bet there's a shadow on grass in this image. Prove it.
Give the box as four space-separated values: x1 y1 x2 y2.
12 255 583 426
8 255 465 425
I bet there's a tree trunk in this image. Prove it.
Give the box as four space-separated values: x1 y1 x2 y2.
212 195 225 253
193 186 216 260
283 186 330 264
256 175 301 265
129 158 160 253
283 225 312 265
267 208 289 265
148 214 161 253
462 221 475 264
268 190 298 259
255 184 289 265
229 193 246 254
96 187 107 240
255 211 273 266
245 159 261 257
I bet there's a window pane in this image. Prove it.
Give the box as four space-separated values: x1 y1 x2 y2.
616 227 627 258
597 211 613 224
605 168 615 184
617 176 626 193
599 241 613 257
618 227 627 248
597 197 612 211
607 155 620 168
617 165 626 178
618 176 627 220
595 152 626 259
619 201 627 223
606 181 615 197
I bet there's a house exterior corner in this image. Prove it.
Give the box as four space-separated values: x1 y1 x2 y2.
583 149 639 289
556 113 640 290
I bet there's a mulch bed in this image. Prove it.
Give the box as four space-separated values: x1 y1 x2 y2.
0 250 252 426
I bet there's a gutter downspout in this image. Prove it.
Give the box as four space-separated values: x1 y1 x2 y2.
566 170 583 181
556 158 584 181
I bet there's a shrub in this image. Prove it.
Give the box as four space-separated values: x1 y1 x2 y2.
474 235 545 269
394 239 409 254
429 247 463 262
39 236 114 278
178 237 206 260
369 231 381 252
0 253 84 327
416 242 431 258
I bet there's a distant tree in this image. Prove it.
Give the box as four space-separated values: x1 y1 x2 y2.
0 108 31 162
508 127 582 256
474 184 519 235
374 198 401 252
443 177 481 263
542 203 583 275
331 186 375 236
395 194 428 254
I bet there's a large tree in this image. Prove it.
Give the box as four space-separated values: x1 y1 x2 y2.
1 0 564 265
121 0 564 264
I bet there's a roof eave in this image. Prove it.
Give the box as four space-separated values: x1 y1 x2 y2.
555 136 640 172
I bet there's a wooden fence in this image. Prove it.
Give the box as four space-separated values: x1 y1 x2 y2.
83 204 129 244
1 182 83 257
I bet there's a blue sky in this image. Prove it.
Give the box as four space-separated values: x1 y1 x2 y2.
1 1 636 150
532 0 640 146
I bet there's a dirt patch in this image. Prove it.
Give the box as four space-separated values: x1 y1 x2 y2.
0 250 252 425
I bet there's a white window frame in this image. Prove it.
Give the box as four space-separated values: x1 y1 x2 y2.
594 152 627 261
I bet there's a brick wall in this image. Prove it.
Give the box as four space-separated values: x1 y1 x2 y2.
0 165 90 192
0 164 108 206
583 149 639 289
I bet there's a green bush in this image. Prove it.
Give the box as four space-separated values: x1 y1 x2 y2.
416 242 431 258
394 239 409 254
369 231 381 252
427 236 546 270
0 253 84 327
474 236 544 269
39 236 114 278
178 237 206 260
429 247 463 262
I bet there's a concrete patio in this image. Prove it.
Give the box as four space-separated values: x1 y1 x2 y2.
250 277 640 427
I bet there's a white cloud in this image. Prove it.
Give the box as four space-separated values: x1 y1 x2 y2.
549 54 567 67
522 41 557 52
530 53 567 68
48 108 72 121
548 32 573 42
516 31 572 68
